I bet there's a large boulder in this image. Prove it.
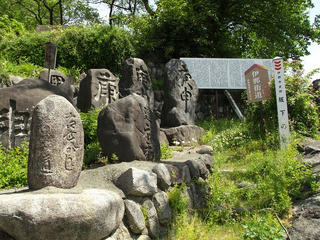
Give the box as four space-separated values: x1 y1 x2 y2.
161 59 199 127
0 188 124 240
77 69 119 112
142 199 160 239
116 167 158 197
0 78 72 148
120 58 154 108
98 93 160 162
289 194 320 240
28 95 84 190
161 125 205 146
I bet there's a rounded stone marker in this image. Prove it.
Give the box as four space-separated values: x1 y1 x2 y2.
28 95 84 190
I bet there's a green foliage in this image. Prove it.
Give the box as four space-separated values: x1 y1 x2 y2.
161 142 173 159
130 0 316 62
242 213 286 240
167 184 189 217
0 25 135 74
0 15 25 36
0 142 29 189
79 108 103 168
245 60 319 137
0 59 44 85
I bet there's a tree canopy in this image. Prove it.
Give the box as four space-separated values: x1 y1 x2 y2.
129 0 319 62
0 0 100 28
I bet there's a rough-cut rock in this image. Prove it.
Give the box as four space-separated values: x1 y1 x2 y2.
198 154 213 173
154 90 164 120
104 222 131 240
98 93 160 162
161 125 205 146
77 69 119 112
166 164 191 185
0 188 124 240
142 199 160 239
186 159 210 180
161 59 199 127
116 168 158 196
159 130 169 145
39 69 73 100
152 163 171 191
196 145 213 155
137 235 151 240
28 95 84 190
289 194 320 240
152 191 172 225
298 137 320 173
0 78 73 148
120 58 154 108
124 200 146 234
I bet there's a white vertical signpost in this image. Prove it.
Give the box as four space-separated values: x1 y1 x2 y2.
273 57 290 148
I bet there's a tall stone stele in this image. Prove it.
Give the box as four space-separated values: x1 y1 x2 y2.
120 58 155 108
77 69 119 112
98 93 160 163
28 95 84 190
161 59 199 127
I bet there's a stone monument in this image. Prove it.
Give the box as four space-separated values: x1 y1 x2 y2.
39 69 73 101
28 95 84 190
0 78 73 148
77 69 119 112
161 59 199 127
98 93 160 162
120 58 154 108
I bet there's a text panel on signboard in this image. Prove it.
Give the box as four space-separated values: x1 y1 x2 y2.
181 58 273 89
245 64 271 102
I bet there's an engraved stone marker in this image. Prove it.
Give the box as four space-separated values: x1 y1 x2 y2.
161 59 199 127
28 95 84 190
77 69 119 112
98 93 160 162
120 58 154 108
44 42 57 69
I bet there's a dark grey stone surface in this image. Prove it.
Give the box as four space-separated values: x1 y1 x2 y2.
289 194 320 240
120 58 154 108
98 94 160 162
0 78 73 148
161 59 199 127
28 95 84 190
39 69 73 101
77 69 119 112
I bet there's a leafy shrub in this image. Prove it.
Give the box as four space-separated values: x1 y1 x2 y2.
244 60 319 137
79 108 103 167
0 25 136 75
167 184 189 217
242 213 286 240
0 142 28 189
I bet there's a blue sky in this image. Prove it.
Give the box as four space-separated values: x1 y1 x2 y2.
302 0 320 80
93 1 320 80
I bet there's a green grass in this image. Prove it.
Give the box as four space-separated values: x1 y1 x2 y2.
169 118 318 240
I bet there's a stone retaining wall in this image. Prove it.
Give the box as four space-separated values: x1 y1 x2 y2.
0 146 213 240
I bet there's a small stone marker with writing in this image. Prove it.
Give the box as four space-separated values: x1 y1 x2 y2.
28 95 84 190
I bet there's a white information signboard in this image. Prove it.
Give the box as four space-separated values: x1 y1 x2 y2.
181 58 273 89
273 57 290 147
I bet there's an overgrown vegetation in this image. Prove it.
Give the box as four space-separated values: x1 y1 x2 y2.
79 107 107 168
0 142 29 189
